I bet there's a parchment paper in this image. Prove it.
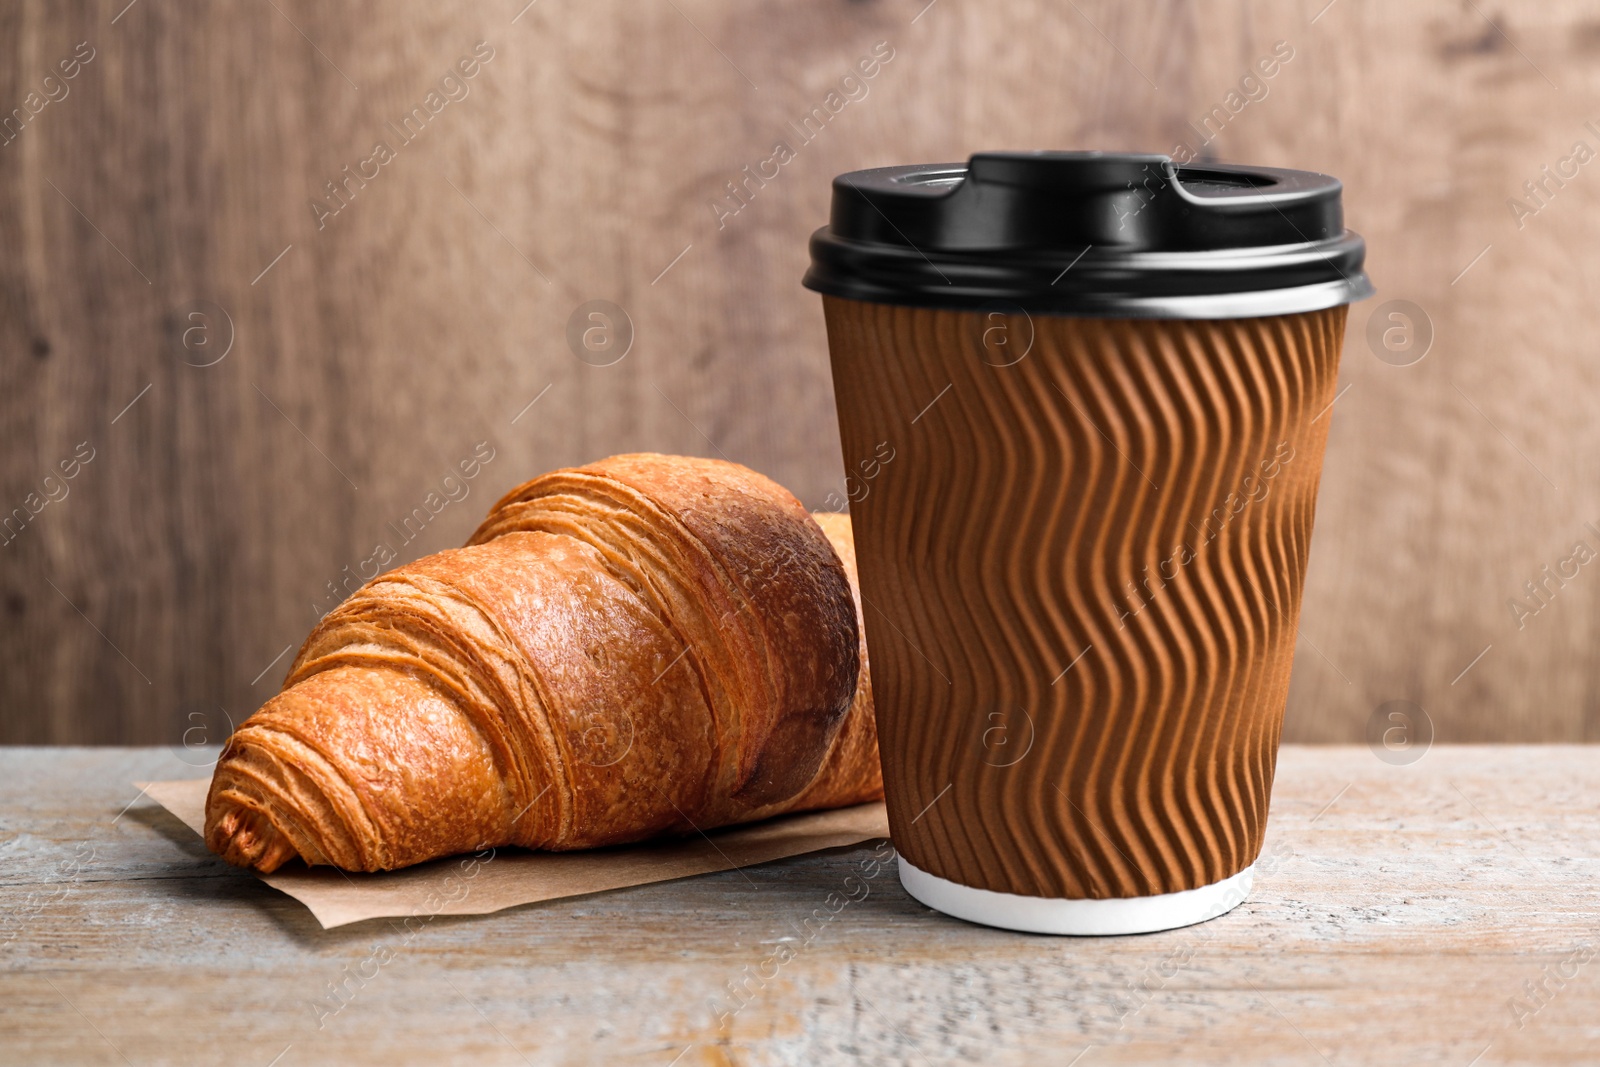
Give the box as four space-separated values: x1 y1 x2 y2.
138 779 890 929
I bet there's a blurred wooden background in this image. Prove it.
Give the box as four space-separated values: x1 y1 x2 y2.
3 0 1597 745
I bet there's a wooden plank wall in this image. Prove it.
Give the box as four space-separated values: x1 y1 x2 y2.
3 0 1596 743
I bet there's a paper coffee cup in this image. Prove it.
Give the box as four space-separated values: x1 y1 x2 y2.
804 152 1372 935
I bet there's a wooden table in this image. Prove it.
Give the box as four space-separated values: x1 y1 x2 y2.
3 746 1597 1066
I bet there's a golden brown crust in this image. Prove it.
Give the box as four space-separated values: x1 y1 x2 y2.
787 512 881 813
479 454 859 807
205 455 880 873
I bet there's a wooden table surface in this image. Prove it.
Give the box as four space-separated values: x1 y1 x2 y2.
3 745 1598 1066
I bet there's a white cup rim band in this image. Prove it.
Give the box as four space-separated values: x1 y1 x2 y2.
898 857 1254 936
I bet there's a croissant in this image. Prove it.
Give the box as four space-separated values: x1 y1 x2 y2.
204 453 881 873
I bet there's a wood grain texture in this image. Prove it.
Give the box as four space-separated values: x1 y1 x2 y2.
3 1 1600 743
5 745 1600 1065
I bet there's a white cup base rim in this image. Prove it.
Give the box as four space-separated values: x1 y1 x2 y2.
898 856 1254 936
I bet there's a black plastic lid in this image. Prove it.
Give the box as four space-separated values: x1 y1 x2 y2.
804 151 1374 319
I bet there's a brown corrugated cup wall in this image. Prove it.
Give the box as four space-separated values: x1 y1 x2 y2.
824 296 1347 899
